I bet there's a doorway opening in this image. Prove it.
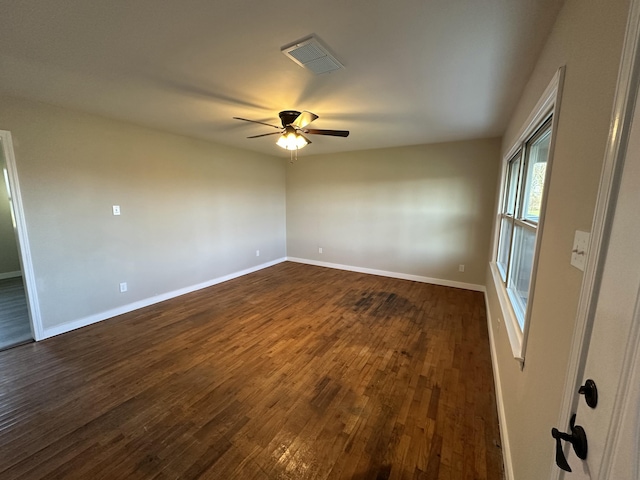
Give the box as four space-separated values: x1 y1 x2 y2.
0 131 42 350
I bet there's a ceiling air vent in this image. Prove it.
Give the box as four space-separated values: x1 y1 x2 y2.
281 36 344 75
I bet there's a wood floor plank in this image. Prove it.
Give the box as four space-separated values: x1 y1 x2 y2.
0 262 504 479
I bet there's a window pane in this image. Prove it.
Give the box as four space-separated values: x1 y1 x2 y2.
522 128 551 222
504 155 521 215
508 225 536 328
497 217 512 279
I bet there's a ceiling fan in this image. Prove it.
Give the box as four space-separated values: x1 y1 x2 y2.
233 110 349 150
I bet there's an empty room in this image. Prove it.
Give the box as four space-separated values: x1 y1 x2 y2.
1 0 640 479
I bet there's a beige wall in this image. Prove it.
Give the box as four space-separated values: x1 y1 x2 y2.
0 96 286 331
0 147 21 275
287 139 500 286
485 0 631 478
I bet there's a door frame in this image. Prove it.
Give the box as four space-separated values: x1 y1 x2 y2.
552 0 640 477
0 130 43 340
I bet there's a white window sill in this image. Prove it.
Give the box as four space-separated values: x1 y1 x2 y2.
490 262 525 366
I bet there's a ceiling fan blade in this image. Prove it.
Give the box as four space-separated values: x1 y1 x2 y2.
304 129 350 137
246 132 282 139
233 117 281 130
291 111 319 129
299 134 312 145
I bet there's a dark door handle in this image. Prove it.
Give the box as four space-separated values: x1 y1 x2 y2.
578 379 598 408
551 414 588 472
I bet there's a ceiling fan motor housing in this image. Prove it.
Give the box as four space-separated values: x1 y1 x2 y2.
279 110 302 127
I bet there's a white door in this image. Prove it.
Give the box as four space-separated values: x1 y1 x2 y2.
558 2 640 477
561 93 640 479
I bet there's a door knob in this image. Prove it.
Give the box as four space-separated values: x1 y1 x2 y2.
578 379 598 408
551 414 588 472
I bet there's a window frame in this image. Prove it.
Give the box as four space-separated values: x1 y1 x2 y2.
501 119 552 326
490 68 564 366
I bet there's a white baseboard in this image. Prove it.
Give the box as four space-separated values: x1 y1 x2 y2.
484 292 514 480
42 258 287 339
286 257 486 292
0 270 22 280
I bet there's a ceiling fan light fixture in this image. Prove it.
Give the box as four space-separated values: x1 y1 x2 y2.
234 110 348 151
277 129 308 150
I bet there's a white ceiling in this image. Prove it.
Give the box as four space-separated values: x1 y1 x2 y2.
0 0 565 157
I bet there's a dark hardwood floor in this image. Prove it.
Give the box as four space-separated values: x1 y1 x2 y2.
0 276 32 351
0 262 503 479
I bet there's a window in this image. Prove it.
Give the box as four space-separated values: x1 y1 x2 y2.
497 120 552 327
490 68 563 364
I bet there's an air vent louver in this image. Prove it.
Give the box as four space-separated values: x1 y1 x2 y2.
281 36 344 75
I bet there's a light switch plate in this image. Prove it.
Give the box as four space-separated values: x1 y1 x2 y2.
571 230 590 271
112 205 121 216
